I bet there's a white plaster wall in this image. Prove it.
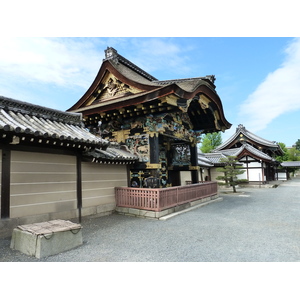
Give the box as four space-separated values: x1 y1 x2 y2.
180 169 211 185
248 161 262 167
180 171 191 185
248 168 263 181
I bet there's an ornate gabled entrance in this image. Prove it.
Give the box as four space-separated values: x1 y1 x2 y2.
68 47 231 190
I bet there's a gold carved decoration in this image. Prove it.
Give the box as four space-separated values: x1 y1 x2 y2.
178 98 193 113
146 163 162 169
104 77 129 96
189 166 200 171
125 134 149 163
160 95 178 106
199 94 210 109
86 73 142 106
213 110 221 130
112 129 131 143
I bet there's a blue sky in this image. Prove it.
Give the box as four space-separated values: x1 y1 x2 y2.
1 1 299 148
1 37 299 147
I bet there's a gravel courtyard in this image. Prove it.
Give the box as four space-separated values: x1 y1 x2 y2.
1 178 300 262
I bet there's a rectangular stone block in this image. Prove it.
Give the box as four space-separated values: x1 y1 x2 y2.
115 207 129 214
10 220 83 259
128 208 140 215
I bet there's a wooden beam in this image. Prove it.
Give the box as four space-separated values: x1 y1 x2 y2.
1 147 11 219
76 154 82 223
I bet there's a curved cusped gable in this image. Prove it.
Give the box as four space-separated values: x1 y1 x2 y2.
68 47 232 134
68 47 161 112
215 124 283 156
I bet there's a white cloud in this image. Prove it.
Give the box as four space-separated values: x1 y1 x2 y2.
0 37 193 94
238 37 300 132
127 38 193 77
0 37 103 90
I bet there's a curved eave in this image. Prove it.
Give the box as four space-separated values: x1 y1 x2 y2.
167 82 231 131
83 147 138 164
71 82 231 132
237 145 274 162
215 125 282 152
67 60 161 112
71 86 168 114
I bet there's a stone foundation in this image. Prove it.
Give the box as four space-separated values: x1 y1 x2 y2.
116 195 222 219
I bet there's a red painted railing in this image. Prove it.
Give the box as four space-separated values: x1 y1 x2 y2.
115 182 218 212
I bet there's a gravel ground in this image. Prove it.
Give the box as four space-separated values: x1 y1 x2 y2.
1 178 300 262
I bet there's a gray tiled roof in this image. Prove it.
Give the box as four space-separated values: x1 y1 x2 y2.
214 124 282 151
0 96 108 148
105 47 216 93
152 77 216 92
219 144 274 162
281 161 300 167
0 96 138 163
83 145 138 164
204 152 228 165
203 143 275 166
198 152 214 167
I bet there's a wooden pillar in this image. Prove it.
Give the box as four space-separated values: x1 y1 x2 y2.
149 133 159 164
261 161 265 183
190 141 199 184
76 154 82 223
246 156 249 181
208 168 211 181
1 147 11 219
200 168 203 182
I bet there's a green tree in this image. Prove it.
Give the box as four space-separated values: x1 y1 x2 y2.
295 139 300 151
287 147 300 161
276 142 289 163
200 132 222 153
216 156 246 193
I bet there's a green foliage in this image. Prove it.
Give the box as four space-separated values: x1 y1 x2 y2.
236 179 249 185
216 156 246 193
200 132 222 153
295 139 300 151
276 142 289 163
287 147 300 161
276 142 300 163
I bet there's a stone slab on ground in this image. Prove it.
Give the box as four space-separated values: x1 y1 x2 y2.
10 219 82 259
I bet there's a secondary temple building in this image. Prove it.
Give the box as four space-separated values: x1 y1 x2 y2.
203 124 284 183
0 47 231 234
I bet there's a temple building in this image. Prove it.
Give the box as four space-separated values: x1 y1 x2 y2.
0 47 232 235
68 47 231 188
204 124 284 183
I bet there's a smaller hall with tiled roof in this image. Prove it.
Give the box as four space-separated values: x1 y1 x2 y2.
201 124 284 184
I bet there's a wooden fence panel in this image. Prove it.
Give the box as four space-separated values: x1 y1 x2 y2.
115 182 218 212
